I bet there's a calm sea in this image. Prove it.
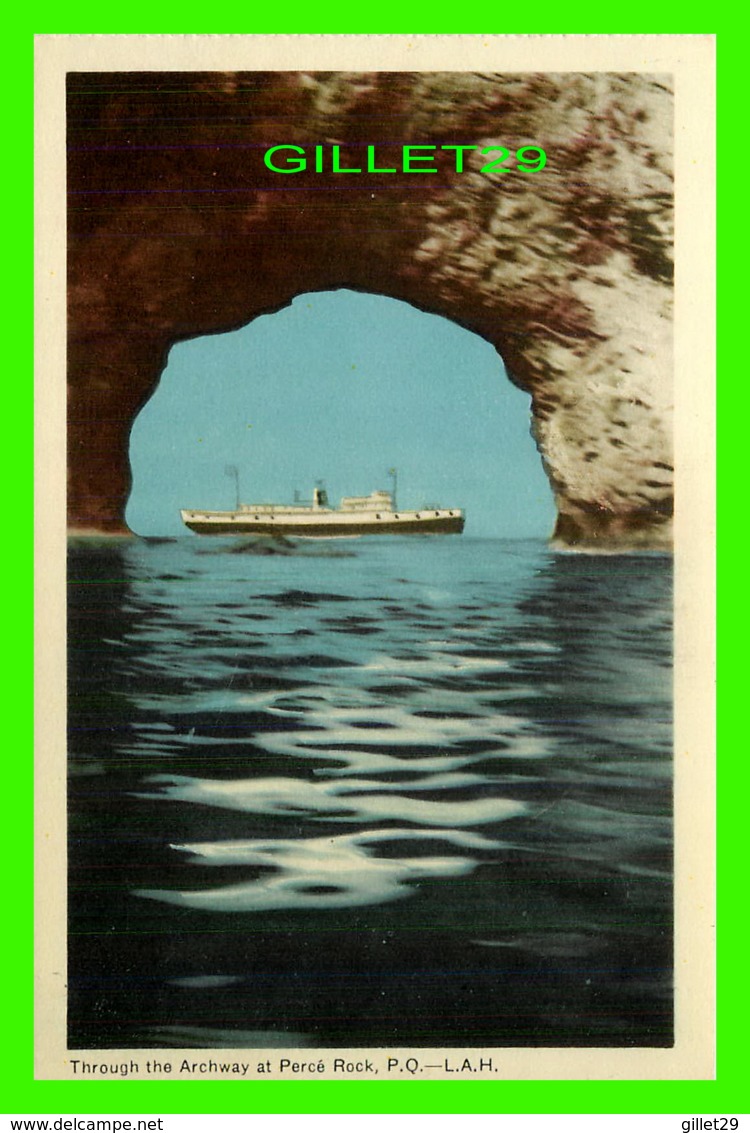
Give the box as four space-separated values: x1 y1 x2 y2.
68 535 673 1049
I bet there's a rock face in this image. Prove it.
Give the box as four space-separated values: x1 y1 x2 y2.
67 71 673 548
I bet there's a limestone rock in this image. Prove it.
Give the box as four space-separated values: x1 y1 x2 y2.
67 71 673 549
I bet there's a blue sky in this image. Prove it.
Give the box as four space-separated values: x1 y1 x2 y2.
126 289 556 538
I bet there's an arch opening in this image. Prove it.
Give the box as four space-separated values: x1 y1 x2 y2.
125 290 556 539
67 69 674 551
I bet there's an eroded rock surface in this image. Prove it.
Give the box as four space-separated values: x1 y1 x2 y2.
68 71 673 548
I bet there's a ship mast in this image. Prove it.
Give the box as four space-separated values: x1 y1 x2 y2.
224 464 240 510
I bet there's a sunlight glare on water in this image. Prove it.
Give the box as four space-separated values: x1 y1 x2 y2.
68 535 673 1049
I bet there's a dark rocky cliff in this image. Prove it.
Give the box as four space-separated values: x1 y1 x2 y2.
68 71 673 548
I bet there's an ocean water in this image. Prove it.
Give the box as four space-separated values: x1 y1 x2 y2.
68 535 673 1049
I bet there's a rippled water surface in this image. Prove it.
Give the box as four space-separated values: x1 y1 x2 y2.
68 536 673 1048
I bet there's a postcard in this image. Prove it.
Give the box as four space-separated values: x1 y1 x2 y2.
35 33 715 1082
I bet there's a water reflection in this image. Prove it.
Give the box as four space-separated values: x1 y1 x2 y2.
68 536 672 1047
137 828 504 912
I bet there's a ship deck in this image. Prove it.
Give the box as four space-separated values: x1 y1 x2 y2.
181 508 464 537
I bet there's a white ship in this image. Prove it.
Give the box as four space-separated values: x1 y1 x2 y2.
181 479 464 538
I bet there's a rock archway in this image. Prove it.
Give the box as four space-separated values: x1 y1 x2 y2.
68 70 673 549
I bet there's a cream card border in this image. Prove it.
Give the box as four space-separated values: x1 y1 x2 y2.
35 33 716 1082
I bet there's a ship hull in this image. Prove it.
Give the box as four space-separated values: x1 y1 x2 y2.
181 510 464 537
